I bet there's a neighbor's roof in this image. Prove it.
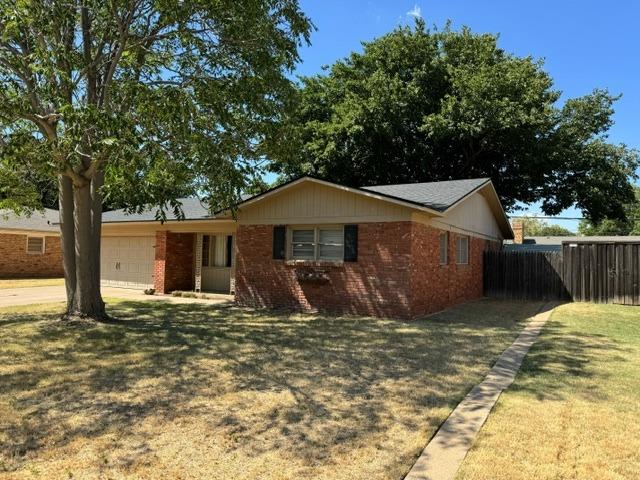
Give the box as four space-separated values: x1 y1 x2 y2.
362 178 491 212
0 208 59 232
505 235 640 246
562 236 640 244
503 243 562 253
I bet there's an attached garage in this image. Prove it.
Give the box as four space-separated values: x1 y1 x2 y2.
100 236 155 289
100 199 237 294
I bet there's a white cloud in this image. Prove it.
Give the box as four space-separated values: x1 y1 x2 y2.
407 4 422 19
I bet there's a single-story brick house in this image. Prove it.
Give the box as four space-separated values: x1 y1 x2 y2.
100 176 512 318
0 208 64 278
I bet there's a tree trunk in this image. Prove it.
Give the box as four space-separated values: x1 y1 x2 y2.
90 170 104 291
59 175 76 311
59 174 107 320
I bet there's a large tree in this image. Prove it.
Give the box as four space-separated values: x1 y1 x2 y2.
578 186 640 235
512 217 574 236
271 20 638 222
0 0 311 319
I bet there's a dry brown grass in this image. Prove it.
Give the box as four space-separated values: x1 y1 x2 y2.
0 278 64 289
0 299 542 480
456 303 640 480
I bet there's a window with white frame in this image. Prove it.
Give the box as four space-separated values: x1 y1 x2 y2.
439 232 448 265
290 226 344 261
26 236 45 255
291 229 315 260
456 235 469 264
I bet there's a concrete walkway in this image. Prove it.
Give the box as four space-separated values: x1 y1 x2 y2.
404 302 556 480
0 285 233 308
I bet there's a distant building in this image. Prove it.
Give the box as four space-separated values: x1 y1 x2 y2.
504 221 640 252
0 209 63 278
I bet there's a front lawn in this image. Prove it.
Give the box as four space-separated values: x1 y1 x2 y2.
457 303 640 480
0 278 64 289
0 299 542 479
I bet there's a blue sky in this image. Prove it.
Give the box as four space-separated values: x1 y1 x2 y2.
290 0 640 231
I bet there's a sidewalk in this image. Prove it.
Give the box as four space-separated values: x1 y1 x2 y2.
404 303 557 480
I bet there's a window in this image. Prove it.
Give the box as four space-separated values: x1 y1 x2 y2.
290 227 344 261
318 229 343 261
201 234 231 267
439 232 448 265
26 236 45 255
456 236 469 264
202 235 210 266
291 229 315 260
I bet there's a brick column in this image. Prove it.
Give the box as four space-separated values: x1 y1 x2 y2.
154 231 195 294
154 231 168 293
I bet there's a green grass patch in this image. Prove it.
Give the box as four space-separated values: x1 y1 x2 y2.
457 302 640 480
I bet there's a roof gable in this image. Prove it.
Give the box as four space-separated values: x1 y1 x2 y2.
237 176 512 239
237 176 446 216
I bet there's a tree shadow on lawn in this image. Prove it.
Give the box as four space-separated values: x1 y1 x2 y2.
508 318 626 403
1 299 541 474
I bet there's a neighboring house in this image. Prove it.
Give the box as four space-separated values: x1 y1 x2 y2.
0 209 64 278
503 236 564 252
100 176 512 319
505 222 640 252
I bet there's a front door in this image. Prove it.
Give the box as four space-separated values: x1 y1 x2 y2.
201 234 233 293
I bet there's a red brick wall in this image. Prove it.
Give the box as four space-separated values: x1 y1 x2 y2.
0 233 64 278
235 222 414 318
409 223 499 318
235 221 501 319
154 231 194 293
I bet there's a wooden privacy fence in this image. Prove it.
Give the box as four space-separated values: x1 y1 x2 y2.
564 242 640 305
484 250 568 301
484 242 640 305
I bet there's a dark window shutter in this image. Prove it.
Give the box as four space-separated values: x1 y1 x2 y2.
226 235 233 267
273 226 286 260
344 225 358 262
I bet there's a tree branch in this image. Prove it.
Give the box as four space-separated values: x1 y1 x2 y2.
64 167 89 187
100 0 143 108
81 2 98 104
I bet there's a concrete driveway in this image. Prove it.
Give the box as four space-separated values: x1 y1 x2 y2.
0 285 233 308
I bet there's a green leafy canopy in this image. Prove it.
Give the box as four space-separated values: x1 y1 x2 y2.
269 20 639 223
513 217 574 237
0 0 312 217
578 187 640 235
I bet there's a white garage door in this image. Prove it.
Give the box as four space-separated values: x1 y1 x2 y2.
101 237 155 289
